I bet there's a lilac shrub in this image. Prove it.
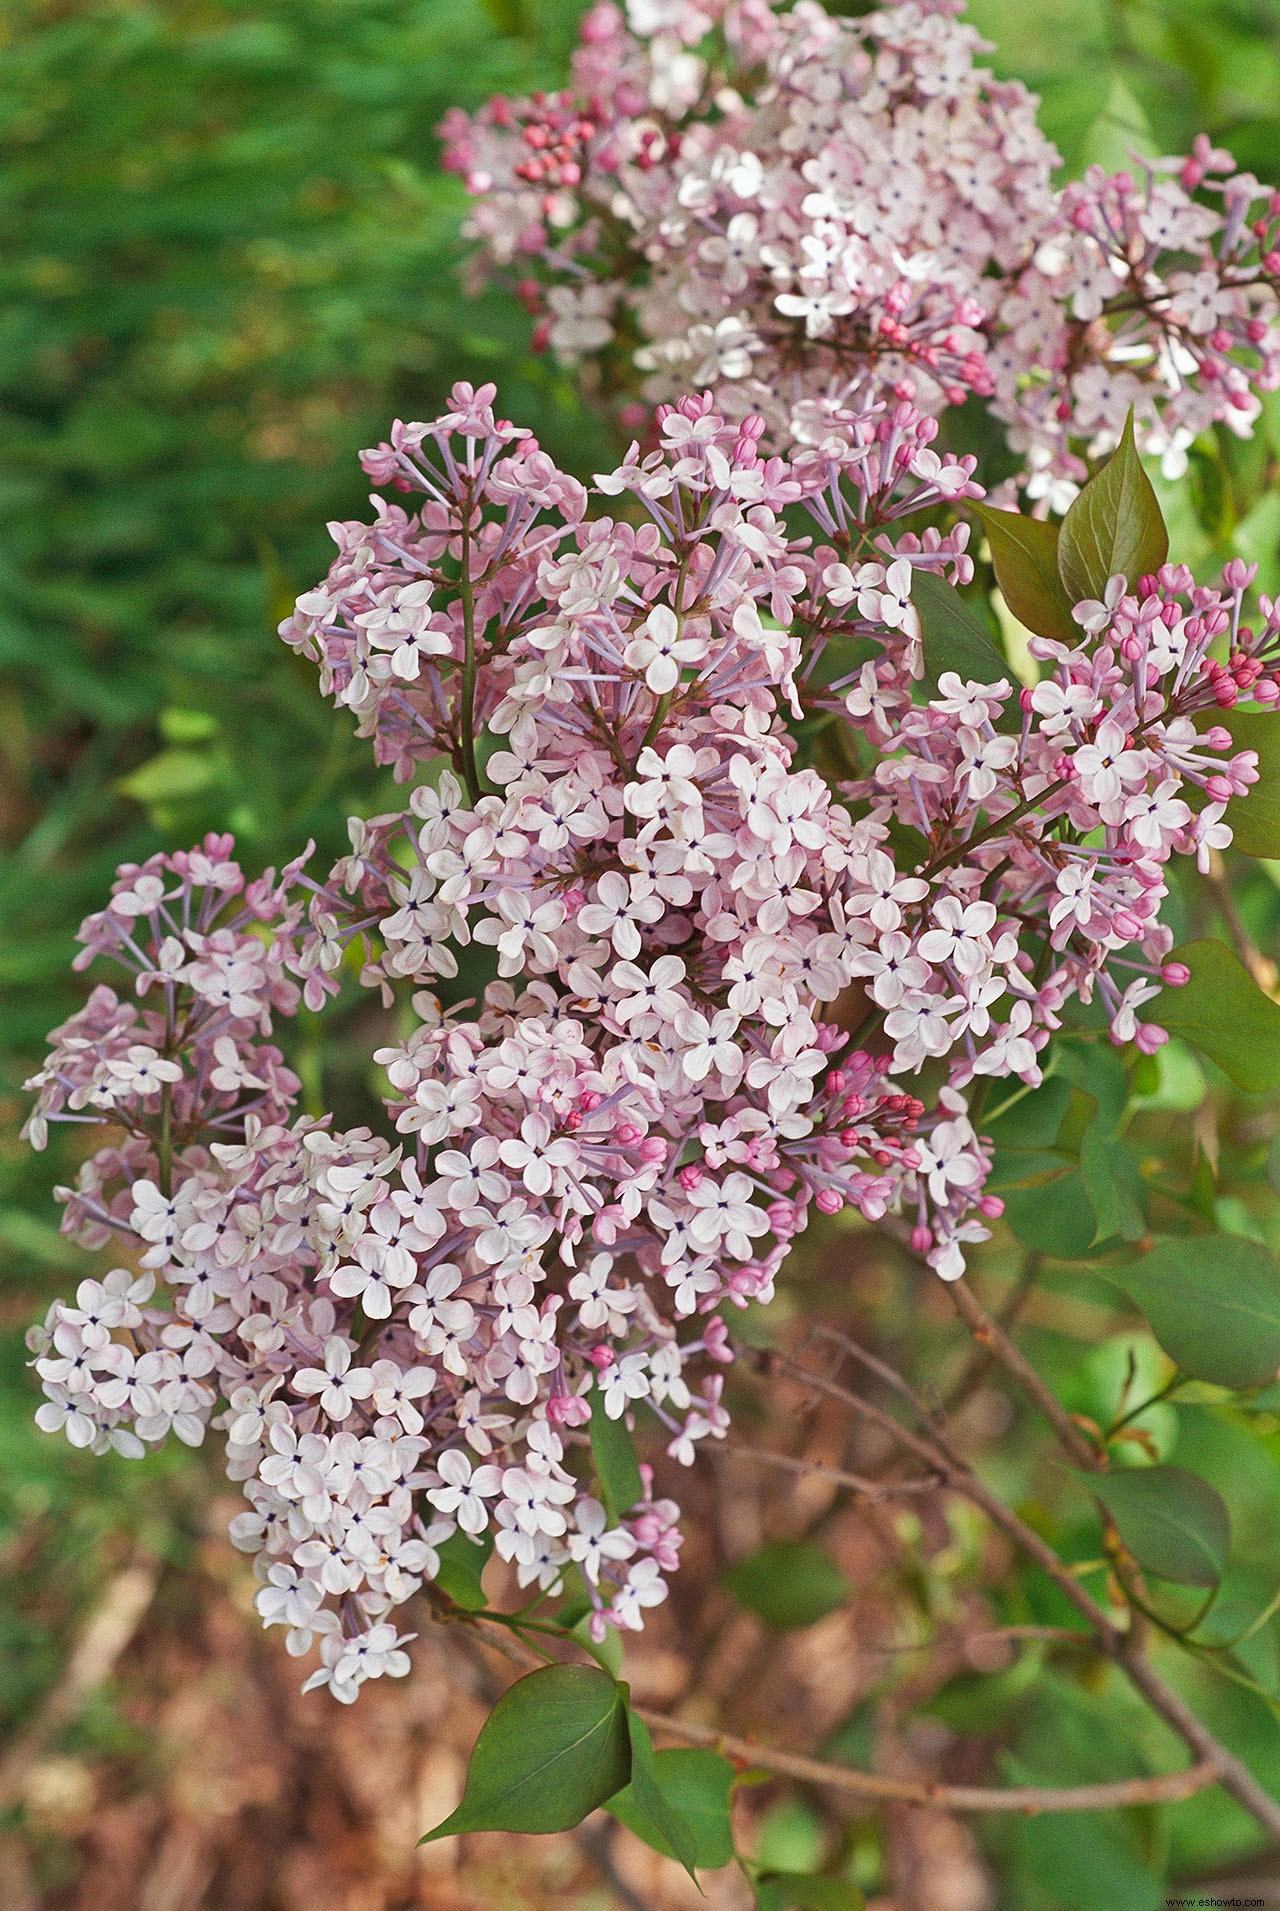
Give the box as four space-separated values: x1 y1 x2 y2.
23 378 1280 1704
442 0 1280 499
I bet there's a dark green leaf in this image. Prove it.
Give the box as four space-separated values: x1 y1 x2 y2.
1091 1465 1230 1589
432 1528 493 1612
1058 411 1169 605
610 1744 736 1869
722 1541 849 1631
1079 1122 1147 1245
912 572 1010 693
1154 940 1280 1094
606 1716 711 1877
1000 1171 1102 1259
973 505 1076 642
589 1385 643 1519
1108 1234 1280 1389
756 1875 864 1911
421 1665 630 1841
1195 708 1280 858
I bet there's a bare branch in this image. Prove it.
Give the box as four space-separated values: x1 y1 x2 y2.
945 1277 1104 1470
444 1605 1224 1816
764 1347 1280 1843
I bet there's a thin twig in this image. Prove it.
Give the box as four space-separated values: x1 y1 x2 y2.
943 1254 1042 1415
723 1438 942 1500
1205 848 1277 991
765 1348 1280 1842
944 1278 1104 1470
447 1606 1222 1815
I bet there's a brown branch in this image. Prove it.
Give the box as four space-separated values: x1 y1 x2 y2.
634 1709 1222 1815
943 1253 1041 1415
1205 848 1277 992
445 1604 1221 1816
765 1348 1280 1844
723 1438 942 1500
944 1277 1104 1470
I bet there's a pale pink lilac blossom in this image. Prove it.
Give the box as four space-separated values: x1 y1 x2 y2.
25 384 1280 1706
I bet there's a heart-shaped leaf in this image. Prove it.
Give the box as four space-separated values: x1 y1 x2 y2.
607 1716 718 1877
973 505 1077 643
432 1528 493 1612
912 573 1010 694
589 1384 644 1519
723 1540 850 1631
1195 708 1280 858
1057 410 1169 606
1079 1121 1147 1245
1108 1234 1280 1389
1091 1465 1230 1589
610 1743 736 1869
1154 940 1280 1095
421 1664 630 1841
756 1875 865 1910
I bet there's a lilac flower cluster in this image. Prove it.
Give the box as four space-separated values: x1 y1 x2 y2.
25 381 1280 1702
443 0 1280 495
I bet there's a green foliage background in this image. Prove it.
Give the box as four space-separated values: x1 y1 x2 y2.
4 1 1280 1904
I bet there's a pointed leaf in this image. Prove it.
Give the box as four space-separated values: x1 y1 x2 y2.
756 1875 864 1911
1108 1234 1280 1389
606 1714 704 1879
1079 1122 1147 1244
1154 940 1280 1094
1091 1465 1230 1589
589 1384 643 1519
421 1665 630 1841
432 1528 493 1612
1058 410 1169 606
722 1541 849 1631
1195 708 1280 858
912 572 1010 692
973 505 1077 643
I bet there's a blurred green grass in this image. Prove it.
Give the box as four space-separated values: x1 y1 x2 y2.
4 2 1280 1902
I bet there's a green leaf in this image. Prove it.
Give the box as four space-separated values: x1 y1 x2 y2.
722 1541 850 1631
1154 940 1280 1094
1108 1234 1280 1389
589 1385 644 1519
117 745 225 807
1000 1171 1103 1260
1075 74 1157 175
610 1744 736 1869
1079 1121 1147 1245
912 572 1010 694
432 1528 493 1612
605 1715 707 1878
421 1665 630 1841
973 505 1077 643
1091 1465 1230 1589
1196 708 1280 858
1057 411 1169 606
569 1609 624 1676
756 1875 864 1911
